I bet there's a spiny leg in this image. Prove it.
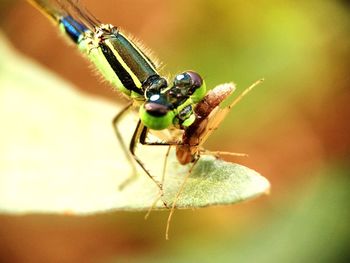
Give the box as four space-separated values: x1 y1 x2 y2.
139 126 188 215
140 126 181 191
130 120 168 208
139 127 176 187
165 157 200 240
138 126 196 215
112 103 137 190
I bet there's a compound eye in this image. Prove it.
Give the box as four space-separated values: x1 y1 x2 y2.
186 71 203 88
174 71 203 90
144 76 168 99
174 73 191 87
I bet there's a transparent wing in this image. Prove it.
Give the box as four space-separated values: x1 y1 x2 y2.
196 86 235 148
198 79 264 147
27 0 99 29
175 83 235 164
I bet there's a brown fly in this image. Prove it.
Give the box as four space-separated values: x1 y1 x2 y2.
164 79 264 239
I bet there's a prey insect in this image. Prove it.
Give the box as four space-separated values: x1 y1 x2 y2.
28 0 207 204
144 80 263 239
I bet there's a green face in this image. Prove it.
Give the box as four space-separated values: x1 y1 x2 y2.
139 95 175 130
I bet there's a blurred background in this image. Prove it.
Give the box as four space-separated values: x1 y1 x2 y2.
0 0 349 262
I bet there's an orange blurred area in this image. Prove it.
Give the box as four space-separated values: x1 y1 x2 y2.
0 0 349 262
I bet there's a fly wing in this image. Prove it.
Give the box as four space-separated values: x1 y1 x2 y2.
196 86 236 147
197 79 264 148
176 83 236 164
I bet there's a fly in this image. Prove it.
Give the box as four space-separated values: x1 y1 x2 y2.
166 79 263 239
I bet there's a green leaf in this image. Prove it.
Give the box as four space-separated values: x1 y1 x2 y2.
0 33 270 215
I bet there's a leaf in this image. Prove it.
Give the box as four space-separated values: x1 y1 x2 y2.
161 154 270 209
0 33 270 215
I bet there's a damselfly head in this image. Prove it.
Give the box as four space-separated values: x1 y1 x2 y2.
140 71 206 130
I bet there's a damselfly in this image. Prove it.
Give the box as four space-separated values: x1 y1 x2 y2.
28 0 262 239
28 0 207 194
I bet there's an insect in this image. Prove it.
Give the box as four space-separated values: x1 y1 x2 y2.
28 0 207 200
28 0 262 239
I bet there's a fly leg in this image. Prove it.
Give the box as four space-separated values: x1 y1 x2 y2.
199 148 249 159
165 157 200 240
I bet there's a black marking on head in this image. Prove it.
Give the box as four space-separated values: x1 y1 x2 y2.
144 102 170 117
167 86 190 108
178 105 193 121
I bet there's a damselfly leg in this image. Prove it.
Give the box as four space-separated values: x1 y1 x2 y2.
113 104 172 209
130 120 173 208
112 103 138 190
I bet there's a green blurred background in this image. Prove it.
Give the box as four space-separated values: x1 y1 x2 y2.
0 0 349 262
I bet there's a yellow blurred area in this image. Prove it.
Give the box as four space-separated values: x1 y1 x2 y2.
0 0 349 262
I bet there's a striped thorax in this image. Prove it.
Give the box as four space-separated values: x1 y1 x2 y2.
30 0 207 131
